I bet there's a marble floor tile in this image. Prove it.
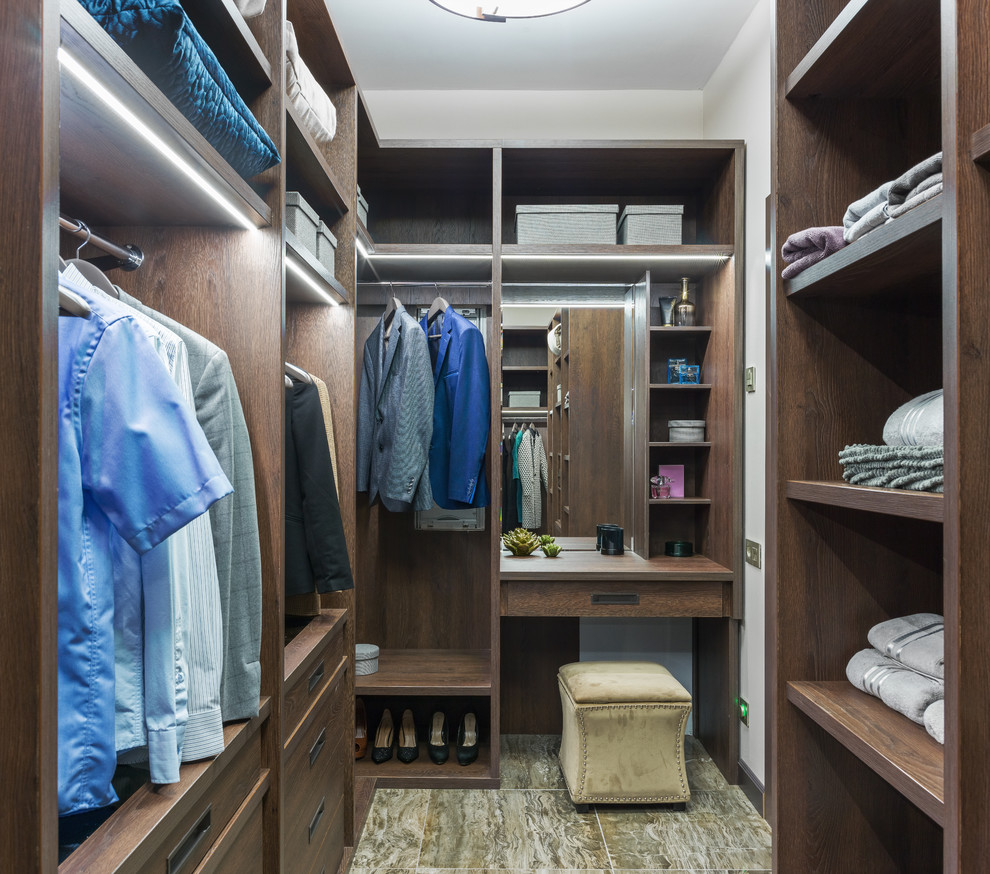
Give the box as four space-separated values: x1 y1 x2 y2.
419 789 611 870
349 788 431 869
499 735 566 790
685 757 729 791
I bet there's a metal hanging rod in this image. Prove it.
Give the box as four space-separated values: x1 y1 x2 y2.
358 281 492 287
59 215 145 271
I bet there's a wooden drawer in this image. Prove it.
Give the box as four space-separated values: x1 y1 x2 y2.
283 658 350 874
305 795 346 874
284 613 347 743
191 770 269 874
501 579 731 617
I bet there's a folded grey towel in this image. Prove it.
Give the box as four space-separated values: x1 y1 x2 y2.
888 152 942 209
867 613 944 680
839 444 944 491
842 467 944 492
839 444 944 465
924 699 944 744
889 177 943 219
847 648 944 724
844 180 891 230
781 227 847 279
843 200 890 243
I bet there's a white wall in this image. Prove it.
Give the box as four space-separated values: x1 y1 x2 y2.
702 0 772 787
361 89 704 140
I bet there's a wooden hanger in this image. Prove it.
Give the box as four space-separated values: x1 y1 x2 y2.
426 295 449 325
383 292 401 338
284 361 313 384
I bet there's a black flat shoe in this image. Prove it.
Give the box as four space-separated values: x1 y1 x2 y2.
397 708 419 763
427 711 449 764
371 709 394 764
456 712 479 766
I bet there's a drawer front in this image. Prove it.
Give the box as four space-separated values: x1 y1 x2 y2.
502 580 730 617
283 661 350 874
156 731 262 874
283 621 346 742
191 771 269 874
306 795 346 874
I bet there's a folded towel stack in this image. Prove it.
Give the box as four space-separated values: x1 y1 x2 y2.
780 227 847 279
838 443 944 492
846 613 945 744
843 181 891 243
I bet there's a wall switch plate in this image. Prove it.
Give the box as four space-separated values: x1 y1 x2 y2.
745 366 756 393
736 696 750 726
745 539 762 568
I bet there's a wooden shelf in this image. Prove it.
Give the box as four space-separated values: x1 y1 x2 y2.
183 0 272 96
650 325 713 334
360 244 493 281
649 383 713 390
649 497 713 505
59 2 271 228
784 195 942 298
59 700 272 873
285 229 349 305
650 441 712 448
785 0 940 99
355 742 496 789
285 102 349 220
972 122 990 166
786 480 944 522
284 609 347 680
501 244 733 283
787 681 943 826
286 0 356 89
502 364 549 372
354 649 492 696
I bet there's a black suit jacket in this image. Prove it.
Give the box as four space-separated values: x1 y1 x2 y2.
285 381 353 595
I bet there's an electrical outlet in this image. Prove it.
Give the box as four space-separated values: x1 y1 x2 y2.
745 366 756 393
736 696 750 726
745 539 762 568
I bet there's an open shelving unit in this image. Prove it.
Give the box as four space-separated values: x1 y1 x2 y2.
770 0 990 869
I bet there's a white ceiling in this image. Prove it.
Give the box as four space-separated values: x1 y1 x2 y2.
325 0 762 92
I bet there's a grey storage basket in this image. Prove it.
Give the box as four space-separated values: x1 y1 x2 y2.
286 191 320 254
355 643 380 676
515 204 618 244
316 221 337 275
618 204 685 245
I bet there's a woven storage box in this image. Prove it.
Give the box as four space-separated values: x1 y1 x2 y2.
669 419 705 442
357 186 369 227
316 221 337 275
355 643 379 676
618 205 684 245
515 204 618 244
508 390 541 407
286 191 319 255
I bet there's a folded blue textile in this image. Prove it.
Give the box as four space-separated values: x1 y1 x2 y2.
78 0 280 179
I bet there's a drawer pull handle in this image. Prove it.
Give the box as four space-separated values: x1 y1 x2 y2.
308 660 326 693
309 796 326 843
591 593 639 605
167 804 212 874
309 727 327 767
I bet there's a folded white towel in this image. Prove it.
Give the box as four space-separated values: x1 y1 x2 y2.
285 20 337 146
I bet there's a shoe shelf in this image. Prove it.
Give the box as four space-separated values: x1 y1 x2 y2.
785 0 939 100
354 649 492 696
784 194 942 299
787 681 944 825
355 742 494 788
786 480 944 523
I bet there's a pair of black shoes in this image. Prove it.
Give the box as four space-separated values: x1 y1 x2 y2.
370 709 479 766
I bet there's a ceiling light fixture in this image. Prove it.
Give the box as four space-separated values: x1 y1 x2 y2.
429 1 590 23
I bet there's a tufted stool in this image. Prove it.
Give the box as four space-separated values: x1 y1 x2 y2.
557 660 692 809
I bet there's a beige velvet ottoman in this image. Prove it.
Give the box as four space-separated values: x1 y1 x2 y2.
557 661 692 809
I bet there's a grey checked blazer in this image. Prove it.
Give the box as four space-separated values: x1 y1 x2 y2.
357 305 434 512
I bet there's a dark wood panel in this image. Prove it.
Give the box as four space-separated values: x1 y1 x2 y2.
286 0 356 88
354 650 492 695
696 618 739 784
501 580 730 618
788 681 944 824
285 103 349 220
787 480 945 522
786 0 940 98
971 122 990 166
192 771 269 874
785 195 942 298
182 0 272 96
500 618 578 734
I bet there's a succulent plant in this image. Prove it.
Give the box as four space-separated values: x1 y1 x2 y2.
538 534 556 546
502 527 540 556
541 542 563 557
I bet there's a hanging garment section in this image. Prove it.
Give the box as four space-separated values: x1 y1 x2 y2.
503 422 548 531
55 239 264 851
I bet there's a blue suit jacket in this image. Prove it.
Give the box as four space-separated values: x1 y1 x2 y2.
420 309 491 508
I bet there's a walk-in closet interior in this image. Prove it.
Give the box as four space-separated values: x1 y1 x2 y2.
10 0 982 871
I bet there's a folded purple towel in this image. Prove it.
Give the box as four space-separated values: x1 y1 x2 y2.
781 226 847 279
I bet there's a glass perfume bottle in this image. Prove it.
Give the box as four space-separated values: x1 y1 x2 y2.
673 276 696 327
650 472 673 499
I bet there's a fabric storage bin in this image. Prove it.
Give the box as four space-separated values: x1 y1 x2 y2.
357 186 370 227
355 644 379 676
515 204 618 244
669 419 705 442
316 221 337 275
285 20 337 146
618 205 685 245
508 391 541 407
286 191 320 255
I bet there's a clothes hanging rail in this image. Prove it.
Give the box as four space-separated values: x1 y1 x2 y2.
59 215 145 271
